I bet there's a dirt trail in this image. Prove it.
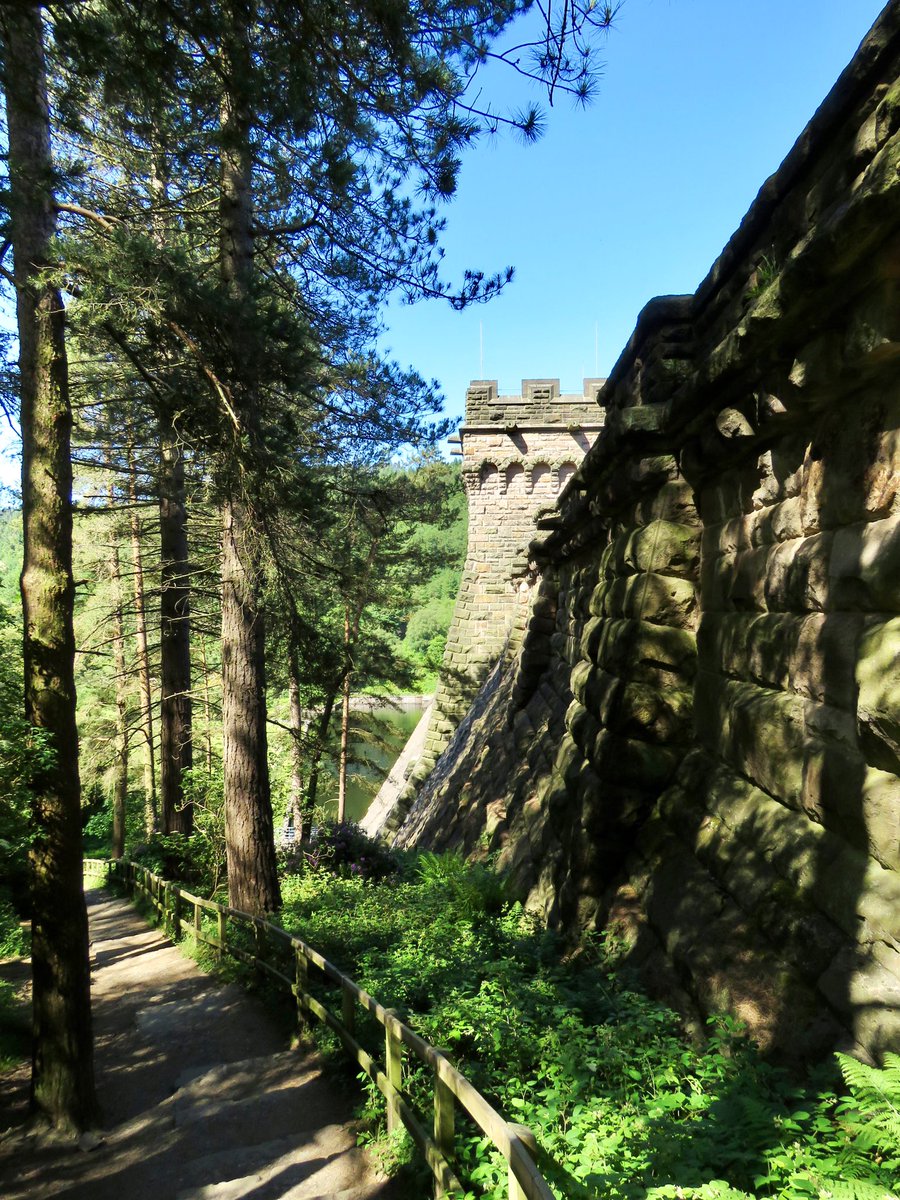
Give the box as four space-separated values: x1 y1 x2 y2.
0 887 404 1199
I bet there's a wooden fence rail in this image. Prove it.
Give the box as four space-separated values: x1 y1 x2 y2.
83 857 556 1200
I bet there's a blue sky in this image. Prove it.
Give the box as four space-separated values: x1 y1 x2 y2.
378 0 889 429
0 0 890 490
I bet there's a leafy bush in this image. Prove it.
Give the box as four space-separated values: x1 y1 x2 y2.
0 891 27 959
82 789 113 855
0 977 30 1072
281 819 399 881
128 767 228 897
0 600 45 904
278 856 900 1200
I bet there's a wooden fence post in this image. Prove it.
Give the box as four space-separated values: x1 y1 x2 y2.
508 1124 538 1200
384 1009 403 1136
341 980 355 1038
433 1064 455 1199
294 946 308 1027
253 920 263 979
217 908 226 963
193 899 201 941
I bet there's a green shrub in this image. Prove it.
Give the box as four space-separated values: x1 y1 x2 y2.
280 819 399 881
277 854 900 1200
0 891 26 959
0 977 30 1073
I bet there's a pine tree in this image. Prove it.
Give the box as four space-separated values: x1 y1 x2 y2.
0 3 98 1132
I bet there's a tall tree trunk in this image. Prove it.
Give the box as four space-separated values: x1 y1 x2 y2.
159 415 193 834
109 508 128 860
305 695 335 834
337 609 352 823
150 144 194 837
335 562 375 822
218 6 279 913
2 3 98 1131
199 633 214 774
288 668 304 833
127 462 158 834
221 498 279 912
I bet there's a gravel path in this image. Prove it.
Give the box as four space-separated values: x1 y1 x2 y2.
0 886 404 1199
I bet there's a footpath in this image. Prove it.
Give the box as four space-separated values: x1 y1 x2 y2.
0 887 403 1200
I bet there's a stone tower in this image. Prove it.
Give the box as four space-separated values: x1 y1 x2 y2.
365 377 604 837
444 377 605 687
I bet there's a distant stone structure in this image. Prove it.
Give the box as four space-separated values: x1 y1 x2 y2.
362 378 604 837
446 377 605 686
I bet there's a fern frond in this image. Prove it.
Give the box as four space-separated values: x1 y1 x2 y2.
827 1179 898 1200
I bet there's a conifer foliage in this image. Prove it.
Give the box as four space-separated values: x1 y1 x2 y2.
0 0 617 1130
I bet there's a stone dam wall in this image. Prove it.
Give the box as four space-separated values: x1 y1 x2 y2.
392 5 900 1061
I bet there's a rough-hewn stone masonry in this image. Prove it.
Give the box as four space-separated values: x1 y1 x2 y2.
389 5 900 1061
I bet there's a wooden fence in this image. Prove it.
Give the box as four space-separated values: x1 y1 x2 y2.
83 857 555 1200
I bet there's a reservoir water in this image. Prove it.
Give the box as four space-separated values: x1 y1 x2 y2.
318 699 428 824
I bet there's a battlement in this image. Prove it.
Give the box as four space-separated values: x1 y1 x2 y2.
463 378 606 427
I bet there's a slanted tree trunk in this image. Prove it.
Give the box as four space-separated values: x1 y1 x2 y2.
335 542 378 820
159 413 193 834
305 695 335 834
128 461 158 834
217 6 280 913
337 608 352 823
2 3 98 1131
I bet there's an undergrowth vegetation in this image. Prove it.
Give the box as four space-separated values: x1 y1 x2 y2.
277 850 899 1200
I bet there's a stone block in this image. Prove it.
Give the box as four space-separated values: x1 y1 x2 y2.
702 515 748 558
769 534 834 611
693 673 808 806
565 698 601 754
623 520 701 578
800 403 900 532
633 479 700 527
757 497 805 545
602 573 698 628
553 732 585 789
795 745 899 871
675 753 899 946
698 546 737 610
698 474 746 526
590 729 681 789
747 446 804 510
856 616 900 772
629 455 679 486
580 615 606 662
569 659 593 706
859 767 900 871
579 666 621 725
829 513 900 611
817 943 900 1055
698 611 870 711
606 679 694 745
595 617 698 682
